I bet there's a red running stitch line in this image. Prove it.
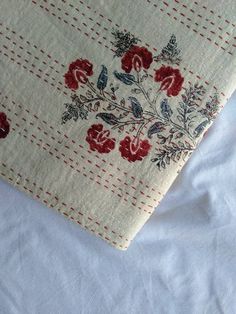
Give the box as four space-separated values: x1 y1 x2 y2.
31 0 114 53
0 23 65 69
42 0 111 44
171 0 235 36
1 42 65 89
0 85 163 200
145 0 234 56
63 0 227 97
0 33 60 75
0 45 69 97
191 0 236 28
0 163 129 248
4 102 159 206
165 2 233 46
7 117 154 214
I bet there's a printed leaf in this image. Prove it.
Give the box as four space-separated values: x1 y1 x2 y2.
148 122 165 138
193 120 208 137
97 65 108 90
129 96 143 118
160 99 173 119
96 112 119 125
113 71 135 85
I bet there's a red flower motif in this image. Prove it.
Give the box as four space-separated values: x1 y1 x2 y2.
121 46 153 73
154 65 184 96
0 112 10 139
119 136 151 162
86 124 116 154
64 59 93 90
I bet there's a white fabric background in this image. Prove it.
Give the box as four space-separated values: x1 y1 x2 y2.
0 92 236 314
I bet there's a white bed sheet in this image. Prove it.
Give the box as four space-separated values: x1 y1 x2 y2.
0 92 236 314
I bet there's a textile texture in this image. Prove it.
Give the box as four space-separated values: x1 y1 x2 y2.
0 0 236 250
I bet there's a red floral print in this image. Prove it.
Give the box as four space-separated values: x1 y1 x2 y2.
154 65 184 97
119 136 151 162
0 112 10 139
64 59 93 90
86 124 116 153
121 46 153 73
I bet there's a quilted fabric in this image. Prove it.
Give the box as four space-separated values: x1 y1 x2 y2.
0 0 236 249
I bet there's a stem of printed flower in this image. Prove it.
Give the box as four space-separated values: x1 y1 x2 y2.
86 81 132 113
111 119 145 130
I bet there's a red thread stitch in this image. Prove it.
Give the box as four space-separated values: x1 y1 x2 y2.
0 45 69 97
171 0 235 35
192 0 236 28
0 163 129 248
0 23 65 68
31 0 114 53
145 0 234 56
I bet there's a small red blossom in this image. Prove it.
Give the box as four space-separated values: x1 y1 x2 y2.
154 65 184 96
86 124 116 154
64 59 93 90
0 112 10 139
119 136 151 162
121 46 153 73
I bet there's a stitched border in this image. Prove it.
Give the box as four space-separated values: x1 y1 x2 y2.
0 162 130 249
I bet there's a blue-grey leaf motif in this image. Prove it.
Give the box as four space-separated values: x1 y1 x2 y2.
113 71 135 85
97 65 108 90
194 120 208 137
96 112 119 125
160 98 173 119
147 122 165 138
129 96 143 118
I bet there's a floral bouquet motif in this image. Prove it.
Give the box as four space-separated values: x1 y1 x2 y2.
61 31 219 170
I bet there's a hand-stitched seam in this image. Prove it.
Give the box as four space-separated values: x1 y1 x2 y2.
0 163 130 248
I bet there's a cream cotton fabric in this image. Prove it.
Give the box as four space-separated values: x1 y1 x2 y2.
0 0 235 250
